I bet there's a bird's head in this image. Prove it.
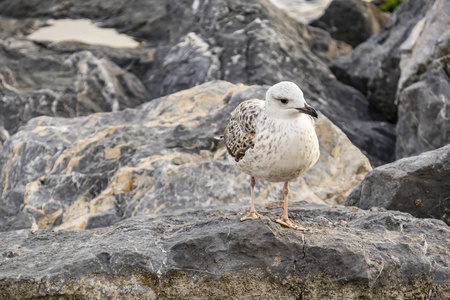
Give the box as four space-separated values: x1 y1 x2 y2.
265 81 318 120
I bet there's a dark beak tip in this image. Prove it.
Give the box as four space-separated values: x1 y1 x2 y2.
297 105 318 118
313 110 319 119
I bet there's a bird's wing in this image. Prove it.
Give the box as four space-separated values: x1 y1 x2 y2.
224 99 264 162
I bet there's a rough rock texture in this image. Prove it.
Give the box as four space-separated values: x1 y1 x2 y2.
143 0 395 165
147 32 221 99
0 81 371 232
330 0 449 124
396 0 450 91
396 56 450 159
310 0 390 48
0 2 448 297
0 0 168 45
0 17 44 38
0 37 151 143
0 205 449 299
347 145 450 225
0 0 396 165
299 24 353 64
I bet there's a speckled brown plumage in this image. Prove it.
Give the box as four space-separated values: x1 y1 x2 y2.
224 99 264 162
222 81 320 230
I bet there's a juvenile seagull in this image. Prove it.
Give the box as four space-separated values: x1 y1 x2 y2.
223 81 320 230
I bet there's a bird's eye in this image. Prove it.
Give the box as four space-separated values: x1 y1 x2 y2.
279 98 288 104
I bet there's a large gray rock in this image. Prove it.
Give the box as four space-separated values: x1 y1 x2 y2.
0 17 44 38
0 37 151 142
310 0 390 48
330 0 449 124
301 24 353 64
0 0 395 165
0 205 449 299
396 56 450 159
396 0 450 91
143 0 395 165
347 145 450 225
0 0 167 45
0 81 371 232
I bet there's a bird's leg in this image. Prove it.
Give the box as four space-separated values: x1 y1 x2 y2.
240 176 265 221
275 182 309 231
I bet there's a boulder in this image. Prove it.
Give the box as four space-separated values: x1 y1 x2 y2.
0 81 371 232
0 205 449 299
143 0 395 165
299 24 353 64
0 0 168 45
0 37 151 141
0 0 396 165
347 145 450 225
146 32 221 100
396 56 450 159
310 0 390 48
396 0 450 91
330 0 449 123
0 17 44 38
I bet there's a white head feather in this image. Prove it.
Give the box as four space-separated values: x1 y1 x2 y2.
265 81 317 120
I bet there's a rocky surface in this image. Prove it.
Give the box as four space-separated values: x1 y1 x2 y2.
0 37 151 145
144 0 395 165
347 145 450 226
310 0 390 48
330 0 449 125
0 1 449 298
0 81 371 232
0 17 44 39
0 0 396 166
0 0 168 45
396 56 450 159
0 205 449 299
301 24 353 64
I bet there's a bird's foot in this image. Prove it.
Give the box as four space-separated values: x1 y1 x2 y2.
240 210 265 221
275 217 309 231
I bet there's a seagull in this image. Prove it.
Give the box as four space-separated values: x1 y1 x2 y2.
223 81 320 230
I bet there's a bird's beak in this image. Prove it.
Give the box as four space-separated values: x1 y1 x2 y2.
296 104 318 118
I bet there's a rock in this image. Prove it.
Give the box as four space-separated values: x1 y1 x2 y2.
396 0 450 92
396 56 450 159
330 0 448 123
0 81 371 232
145 0 349 98
0 0 395 165
0 205 449 299
37 40 156 84
143 0 395 165
0 17 45 38
0 37 151 138
347 145 450 225
0 0 168 45
310 0 390 48
146 32 221 100
300 24 353 64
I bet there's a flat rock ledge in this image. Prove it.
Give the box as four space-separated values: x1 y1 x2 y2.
1 204 449 299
